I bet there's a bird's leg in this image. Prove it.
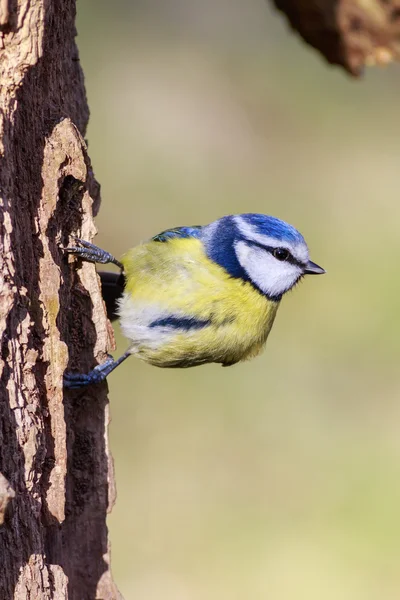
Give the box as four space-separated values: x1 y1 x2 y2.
63 351 131 389
64 239 127 388
65 237 124 270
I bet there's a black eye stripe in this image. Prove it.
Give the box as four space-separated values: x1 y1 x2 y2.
246 241 305 269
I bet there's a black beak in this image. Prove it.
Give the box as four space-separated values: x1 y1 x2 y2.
304 260 325 275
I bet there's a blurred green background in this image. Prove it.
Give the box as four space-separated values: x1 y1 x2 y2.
77 2 400 598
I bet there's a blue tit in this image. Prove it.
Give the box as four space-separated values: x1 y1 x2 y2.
64 213 325 388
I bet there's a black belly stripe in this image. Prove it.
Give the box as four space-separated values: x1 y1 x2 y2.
149 316 211 330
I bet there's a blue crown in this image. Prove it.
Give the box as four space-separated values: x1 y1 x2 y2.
240 213 305 244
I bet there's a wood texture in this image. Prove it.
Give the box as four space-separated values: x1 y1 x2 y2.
272 0 400 75
0 1 120 598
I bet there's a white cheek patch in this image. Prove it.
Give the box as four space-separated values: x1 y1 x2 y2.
234 216 309 265
235 241 302 297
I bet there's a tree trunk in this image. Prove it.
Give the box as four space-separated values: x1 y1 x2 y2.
0 1 120 598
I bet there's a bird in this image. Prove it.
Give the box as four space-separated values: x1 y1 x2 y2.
63 213 325 388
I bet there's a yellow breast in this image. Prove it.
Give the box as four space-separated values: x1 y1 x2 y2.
119 238 279 367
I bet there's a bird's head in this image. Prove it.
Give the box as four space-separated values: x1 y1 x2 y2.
203 213 325 301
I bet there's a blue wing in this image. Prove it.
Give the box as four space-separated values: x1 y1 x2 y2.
151 225 203 243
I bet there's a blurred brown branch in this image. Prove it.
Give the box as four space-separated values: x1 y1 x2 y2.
272 0 400 75
0 0 120 598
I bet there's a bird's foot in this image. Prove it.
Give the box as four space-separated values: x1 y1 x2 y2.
65 238 123 270
63 351 130 389
63 356 116 389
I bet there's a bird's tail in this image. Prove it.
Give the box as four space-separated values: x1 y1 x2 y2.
99 271 126 322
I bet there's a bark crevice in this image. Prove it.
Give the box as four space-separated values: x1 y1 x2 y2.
0 1 119 598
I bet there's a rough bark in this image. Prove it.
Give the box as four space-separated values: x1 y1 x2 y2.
272 0 400 75
0 1 120 598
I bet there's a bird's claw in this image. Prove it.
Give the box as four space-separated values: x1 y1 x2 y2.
64 238 123 269
63 356 115 389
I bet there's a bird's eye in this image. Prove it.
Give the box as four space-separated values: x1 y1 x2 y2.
273 248 290 261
